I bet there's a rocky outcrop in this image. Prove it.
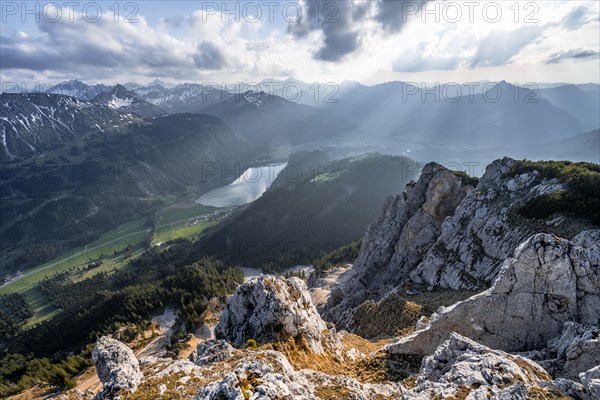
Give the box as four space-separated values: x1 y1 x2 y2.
408 157 560 289
548 322 600 379
195 349 404 400
327 158 580 331
402 333 554 399
92 336 142 396
580 365 600 398
388 233 600 365
326 162 471 324
189 339 234 366
215 276 332 354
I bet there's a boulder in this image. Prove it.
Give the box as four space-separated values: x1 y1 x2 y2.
580 365 600 399
215 276 330 353
190 339 234 366
92 336 142 395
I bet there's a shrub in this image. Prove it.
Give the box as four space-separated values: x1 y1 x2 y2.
245 339 258 348
450 170 479 187
510 160 600 225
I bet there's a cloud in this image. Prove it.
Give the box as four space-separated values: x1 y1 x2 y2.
469 26 544 68
193 42 226 69
546 49 599 64
0 8 276 81
289 0 425 62
561 5 596 30
393 42 463 72
376 0 425 33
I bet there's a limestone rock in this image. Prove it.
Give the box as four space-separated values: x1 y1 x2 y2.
580 365 600 399
215 276 330 353
402 333 552 399
189 339 234 366
196 351 314 400
326 162 471 325
552 322 600 379
194 349 403 400
92 336 142 396
409 158 556 289
388 233 600 357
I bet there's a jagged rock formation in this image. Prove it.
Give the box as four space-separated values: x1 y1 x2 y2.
402 333 553 399
408 158 561 289
215 276 333 354
189 339 234 366
91 337 142 396
388 233 600 374
326 162 472 324
75 262 596 400
325 157 591 332
580 365 600 398
81 333 581 400
530 322 600 380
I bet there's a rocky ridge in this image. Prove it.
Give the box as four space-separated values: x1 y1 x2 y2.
215 276 336 354
325 162 472 326
388 232 600 377
59 158 599 400
325 157 588 332
80 265 598 399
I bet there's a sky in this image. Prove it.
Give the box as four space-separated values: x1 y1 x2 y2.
1 0 599 88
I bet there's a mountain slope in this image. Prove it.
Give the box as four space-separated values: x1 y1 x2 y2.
92 84 166 118
0 113 253 272
44 80 113 100
538 84 600 131
202 91 356 148
138 83 233 114
0 93 131 161
324 80 588 147
202 154 419 268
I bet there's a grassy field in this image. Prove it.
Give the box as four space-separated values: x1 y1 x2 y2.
21 286 63 329
0 218 149 295
154 220 219 244
1 202 225 329
158 204 218 225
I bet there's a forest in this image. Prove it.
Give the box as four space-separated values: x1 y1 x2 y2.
0 239 243 397
202 154 420 271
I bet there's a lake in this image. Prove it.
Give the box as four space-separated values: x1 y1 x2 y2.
195 163 287 207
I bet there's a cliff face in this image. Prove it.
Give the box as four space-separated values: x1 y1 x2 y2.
326 162 472 324
325 157 585 329
388 233 600 360
409 157 547 289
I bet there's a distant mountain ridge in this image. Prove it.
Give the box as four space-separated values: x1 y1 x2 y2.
0 93 131 161
0 112 253 272
92 84 166 118
202 90 356 148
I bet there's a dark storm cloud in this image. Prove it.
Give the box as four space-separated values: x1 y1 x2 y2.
289 0 425 62
1 11 228 78
376 0 425 33
193 42 226 69
546 49 599 64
